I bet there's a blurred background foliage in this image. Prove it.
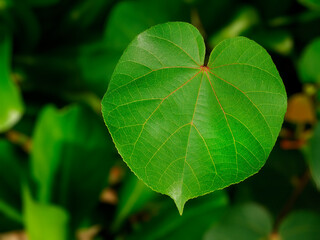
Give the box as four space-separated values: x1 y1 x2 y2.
0 0 320 239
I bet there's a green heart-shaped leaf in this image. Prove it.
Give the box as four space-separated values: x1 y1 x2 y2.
102 22 287 214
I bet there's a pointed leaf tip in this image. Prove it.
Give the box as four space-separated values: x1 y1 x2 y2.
173 196 185 216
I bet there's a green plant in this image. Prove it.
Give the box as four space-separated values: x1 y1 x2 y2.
102 22 287 214
1 0 320 239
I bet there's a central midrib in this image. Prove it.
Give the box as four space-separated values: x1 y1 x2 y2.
139 69 226 190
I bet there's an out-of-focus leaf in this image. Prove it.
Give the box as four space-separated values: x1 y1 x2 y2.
102 22 287 214
280 93 315 150
209 6 259 47
0 201 21 225
299 0 320 10
30 106 64 203
64 0 111 31
305 124 320 189
31 105 116 229
76 225 101 240
11 3 40 50
104 0 180 50
23 186 69 240
298 38 320 83
16 45 115 97
195 0 236 34
129 191 228 240
77 42 119 96
234 144 304 215
288 12 320 45
14 53 87 95
0 37 24 133
250 30 293 55
96 0 182 92
285 93 316 125
0 140 23 232
204 203 273 240
251 0 293 19
0 213 23 234
278 211 320 240
0 0 12 9
75 0 182 96
112 172 157 231
25 0 60 7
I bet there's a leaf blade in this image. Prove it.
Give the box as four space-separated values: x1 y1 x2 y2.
102 22 287 213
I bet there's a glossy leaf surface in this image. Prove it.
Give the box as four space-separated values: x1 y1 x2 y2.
102 22 287 213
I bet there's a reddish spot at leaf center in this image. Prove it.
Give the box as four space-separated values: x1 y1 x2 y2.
200 65 209 72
